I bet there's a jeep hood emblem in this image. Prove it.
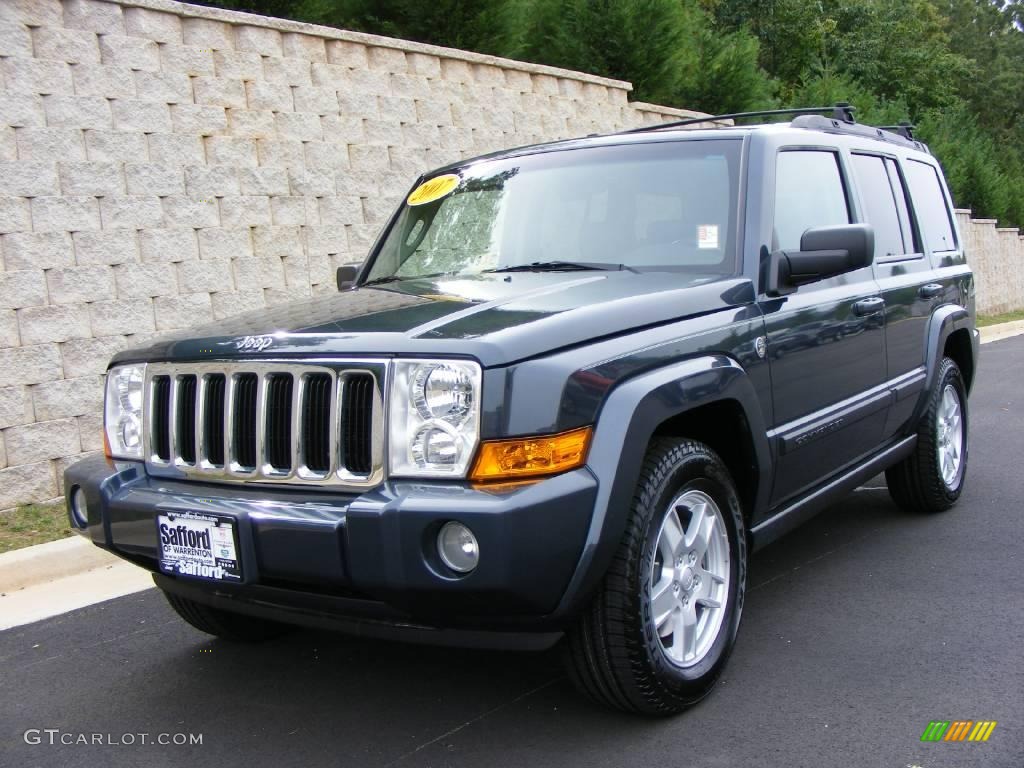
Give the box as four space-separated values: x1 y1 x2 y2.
235 335 274 352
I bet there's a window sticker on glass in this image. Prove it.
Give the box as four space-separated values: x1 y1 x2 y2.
698 224 719 249
407 174 460 206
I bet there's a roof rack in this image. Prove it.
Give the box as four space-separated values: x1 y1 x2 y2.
620 102 856 134
876 121 916 141
789 114 927 152
615 101 927 152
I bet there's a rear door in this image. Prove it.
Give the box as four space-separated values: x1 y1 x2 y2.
760 148 888 505
884 158 966 432
850 153 933 437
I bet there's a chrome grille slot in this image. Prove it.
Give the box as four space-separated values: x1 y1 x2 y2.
341 373 374 475
301 373 332 474
176 375 198 465
203 374 226 467
143 361 384 489
264 373 294 472
152 376 171 462
232 373 258 470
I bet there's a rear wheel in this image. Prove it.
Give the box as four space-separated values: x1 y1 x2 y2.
886 356 969 513
562 438 747 715
162 590 291 642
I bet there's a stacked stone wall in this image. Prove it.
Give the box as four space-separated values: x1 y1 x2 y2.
954 210 1024 316
3 0 1018 510
0 0 712 508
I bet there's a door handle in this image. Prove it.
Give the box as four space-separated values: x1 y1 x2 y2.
919 283 944 299
852 297 885 316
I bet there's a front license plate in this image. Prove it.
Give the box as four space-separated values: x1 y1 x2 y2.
157 511 242 582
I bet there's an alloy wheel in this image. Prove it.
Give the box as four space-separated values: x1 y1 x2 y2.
937 383 965 489
649 489 731 668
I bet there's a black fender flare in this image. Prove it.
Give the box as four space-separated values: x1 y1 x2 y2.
550 354 771 620
912 304 977 424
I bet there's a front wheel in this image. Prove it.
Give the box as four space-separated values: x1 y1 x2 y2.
886 357 969 513
562 438 747 715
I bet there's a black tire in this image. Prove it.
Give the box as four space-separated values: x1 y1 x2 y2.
886 357 969 513
562 438 747 715
162 590 291 642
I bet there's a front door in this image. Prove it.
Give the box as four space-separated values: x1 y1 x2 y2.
761 149 888 505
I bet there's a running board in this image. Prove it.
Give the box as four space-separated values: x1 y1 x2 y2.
750 435 917 551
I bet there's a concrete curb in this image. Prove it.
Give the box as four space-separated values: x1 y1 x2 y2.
1 321 1021 598
980 319 1024 344
0 534 122 593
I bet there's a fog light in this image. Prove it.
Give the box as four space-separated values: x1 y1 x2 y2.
70 486 88 528
437 521 479 573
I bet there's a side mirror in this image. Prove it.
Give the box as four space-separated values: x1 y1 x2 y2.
767 224 874 296
336 265 360 290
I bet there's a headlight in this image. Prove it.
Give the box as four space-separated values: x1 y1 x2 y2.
389 359 481 477
104 363 146 460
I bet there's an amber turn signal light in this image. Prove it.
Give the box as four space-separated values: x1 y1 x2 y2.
469 426 593 483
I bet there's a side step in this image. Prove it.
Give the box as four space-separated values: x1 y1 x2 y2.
750 435 916 550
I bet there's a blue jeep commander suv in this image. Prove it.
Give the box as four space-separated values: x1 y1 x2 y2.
67 105 978 714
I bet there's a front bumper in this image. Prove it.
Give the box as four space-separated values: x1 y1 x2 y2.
64 455 598 644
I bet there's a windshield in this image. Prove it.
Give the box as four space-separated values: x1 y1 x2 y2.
364 139 742 282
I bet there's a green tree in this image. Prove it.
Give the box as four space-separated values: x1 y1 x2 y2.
708 0 1024 224
513 0 773 112
710 0 823 89
924 1 1024 224
940 0 1024 136
511 0 697 104
712 0 971 113
917 105 1024 225
678 23 776 112
824 0 970 114
788 68 908 126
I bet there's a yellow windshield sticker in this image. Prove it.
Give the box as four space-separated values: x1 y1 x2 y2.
407 174 460 206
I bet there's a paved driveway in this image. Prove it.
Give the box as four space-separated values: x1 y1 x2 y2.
2 336 1022 768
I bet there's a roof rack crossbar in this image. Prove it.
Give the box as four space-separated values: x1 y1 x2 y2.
620 103 856 135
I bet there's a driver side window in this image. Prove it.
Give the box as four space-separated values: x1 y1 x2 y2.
774 151 850 251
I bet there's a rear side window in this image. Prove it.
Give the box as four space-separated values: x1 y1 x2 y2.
884 158 920 253
851 154 905 259
904 160 957 252
774 151 850 251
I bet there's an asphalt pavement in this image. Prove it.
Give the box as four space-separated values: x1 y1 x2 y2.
2 336 1022 768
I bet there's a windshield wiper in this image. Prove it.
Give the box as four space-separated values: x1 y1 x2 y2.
361 271 451 287
486 261 635 273
362 262 633 286
360 275 403 286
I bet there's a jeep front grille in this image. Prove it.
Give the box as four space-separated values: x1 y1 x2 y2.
143 361 385 489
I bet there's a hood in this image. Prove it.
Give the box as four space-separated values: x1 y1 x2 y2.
115 272 755 368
